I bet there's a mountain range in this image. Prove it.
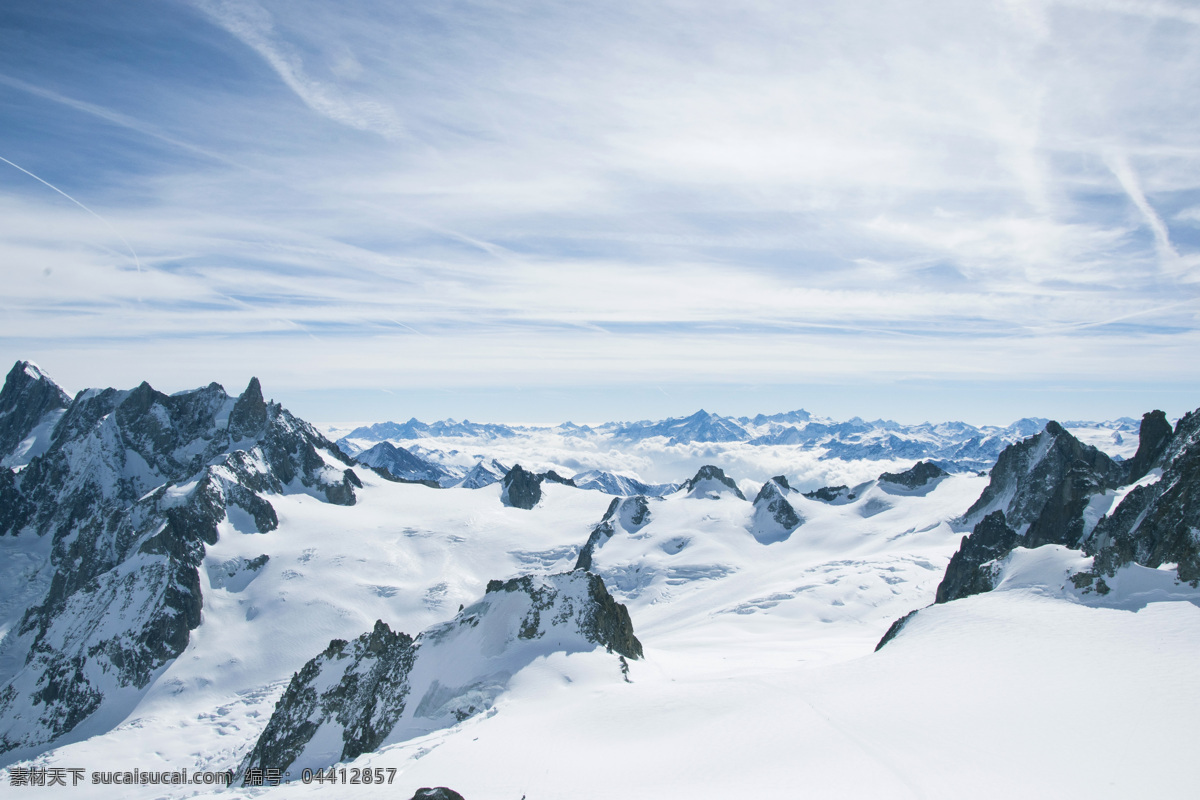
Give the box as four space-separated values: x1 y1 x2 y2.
1 360 1197 799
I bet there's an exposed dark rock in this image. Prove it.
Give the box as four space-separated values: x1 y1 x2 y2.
500 464 543 509
681 465 746 500
749 478 802 544
410 789 466 800
0 361 71 463
1086 409 1200 582
959 421 1125 548
242 572 639 777
227 377 268 440
486 572 642 659
241 620 417 780
935 511 1020 604
1123 410 1173 483
0 371 369 761
574 496 652 571
542 470 576 486
878 461 948 490
874 609 919 651
802 485 855 503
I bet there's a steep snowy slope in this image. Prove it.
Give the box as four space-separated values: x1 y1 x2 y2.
0 368 361 763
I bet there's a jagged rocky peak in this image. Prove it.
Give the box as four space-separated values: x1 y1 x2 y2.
878 461 948 491
935 511 1020 604
241 572 640 778
959 420 1125 548
227 376 268 439
1085 407 1200 582
0 361 71 467
0 371 362 762
749 477 803 544
542 469 576 486
501 463 543 509
803 484 856 503
681 465 746 500
1123 409 1173 483
574 495 653 571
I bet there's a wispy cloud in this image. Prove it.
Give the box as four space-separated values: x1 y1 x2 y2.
186 0 404 139
1 0 1198 421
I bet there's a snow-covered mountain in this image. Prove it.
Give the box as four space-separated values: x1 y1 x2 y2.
328 407 1140 492
353 442 460 487
0 365 361 763
1 360 1198 799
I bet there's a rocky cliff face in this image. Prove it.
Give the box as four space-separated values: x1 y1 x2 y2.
1085 410 1200 582
574 496 653 571
0 368 360 762
500 464 544 509
879 410 1194 650
878 461 948 491
934 512 1021 604
0 362 71 468
959 421 1125 548
241 571 640 778
748 477 803 544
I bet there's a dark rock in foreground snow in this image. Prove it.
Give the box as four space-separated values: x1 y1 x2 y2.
410 789 466 800
958 421 1125 547
241 571 640 779
935 511 1021 604
1087 409 1200 582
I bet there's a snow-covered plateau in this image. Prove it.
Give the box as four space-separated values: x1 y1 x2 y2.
1 360 1198 799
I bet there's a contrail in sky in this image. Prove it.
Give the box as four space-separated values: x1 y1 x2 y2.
0 153 142 273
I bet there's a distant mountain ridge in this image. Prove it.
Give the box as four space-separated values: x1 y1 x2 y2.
334 408 1138 477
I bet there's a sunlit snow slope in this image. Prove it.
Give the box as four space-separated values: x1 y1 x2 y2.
1 363 1197 800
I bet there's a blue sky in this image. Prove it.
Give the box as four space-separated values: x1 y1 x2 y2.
1 0 1199 425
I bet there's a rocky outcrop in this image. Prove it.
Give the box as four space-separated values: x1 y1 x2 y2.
575 496 652 571
1122 410 1173 483
934 512 1021 604
874 609 918 652
878 412 1189 651
680 465 746 500
1086 410 1200 582
241 572 640 778
748 477 803 544
500 464 543 509
0 371 361 762
802 485 855 503
410 790 466 800
878 461 948 490
959 421 1125 548
243 621 418 776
